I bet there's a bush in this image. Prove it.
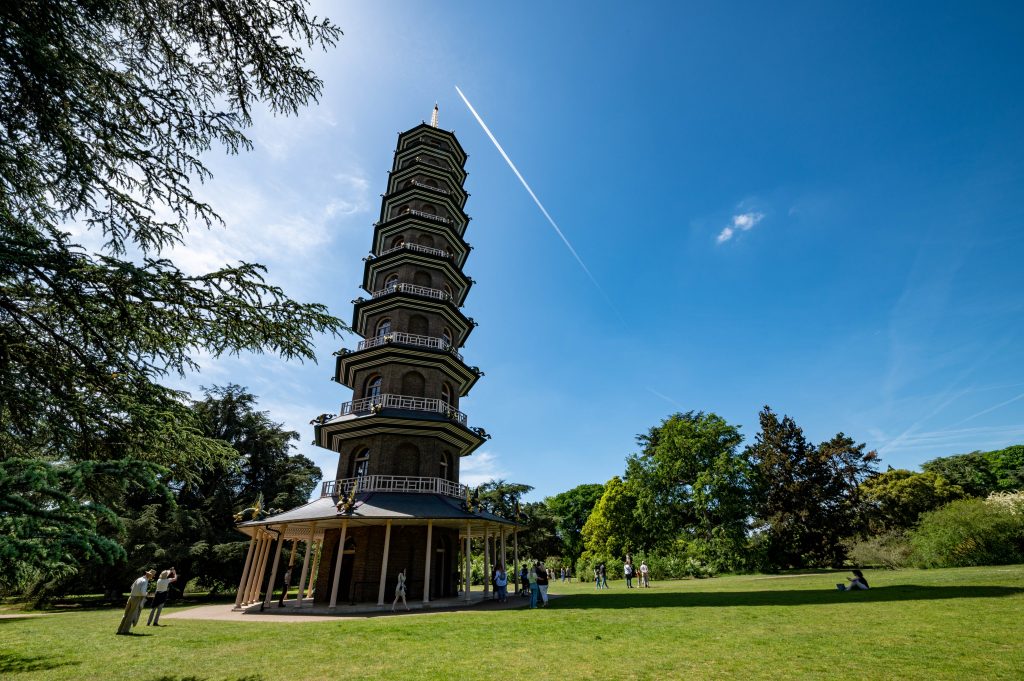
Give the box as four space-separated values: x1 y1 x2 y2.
909 497 1024 568
845 530 913 568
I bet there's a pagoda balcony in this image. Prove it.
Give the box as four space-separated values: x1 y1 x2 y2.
340 393 469 426
357 332 463 361
371 283 451 303
320 474 468 500
404 208 452 225
409 179 451 195
375 242 451 260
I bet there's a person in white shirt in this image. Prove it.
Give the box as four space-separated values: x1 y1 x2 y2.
147 568 177 626
391 568 409 612
117 569 154 635
639 561 650 587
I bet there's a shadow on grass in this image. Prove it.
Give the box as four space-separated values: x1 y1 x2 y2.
147 676 263 681
552 585 1024 610
0 650 79 674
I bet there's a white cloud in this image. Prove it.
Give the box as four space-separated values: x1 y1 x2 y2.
716 211 765 244
459 450 510 487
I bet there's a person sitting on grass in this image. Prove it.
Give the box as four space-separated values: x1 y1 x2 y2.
837 569 869 591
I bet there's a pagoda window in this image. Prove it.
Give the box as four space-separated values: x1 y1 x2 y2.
419 203 437 215
398 204 411 215
425 178 438 188
439 451 451 480
391 235 405 248
401 371 425 397
442 327 453 347
365 375 383 399
409 314 429 335
443 283 454 300
384 274 399 291
352 448 370 479
441 383 453 406
375 318 392 337
402 180 413 189
413 270 432 287
417 234 435 248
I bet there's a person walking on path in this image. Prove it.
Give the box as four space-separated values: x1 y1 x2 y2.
639 561 650 588
392 568 410 611
599 562 609 589
278 567 292 607
495 563 508 603
536 561 550 607
146 568 177 626
117 569 154 635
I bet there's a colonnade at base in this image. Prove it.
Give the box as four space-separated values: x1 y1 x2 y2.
233 521 517 611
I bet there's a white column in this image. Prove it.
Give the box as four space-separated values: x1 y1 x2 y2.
309 536 322 598
329 521 348 608
483 525 491 596
464 521 472 602
513 529 519 593
500 529 507 570
262 525 288 608
377 520 393 606
295 522 316 606
422 520 433 605
233 535 257 609
247 533 271 605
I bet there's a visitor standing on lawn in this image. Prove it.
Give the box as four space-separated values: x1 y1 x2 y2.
147 568 177 626
536 561 550 607
117 569 154 635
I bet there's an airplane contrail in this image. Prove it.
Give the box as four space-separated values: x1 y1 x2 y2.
454 86 624 323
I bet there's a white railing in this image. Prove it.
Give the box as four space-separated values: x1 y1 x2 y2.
322 475 467 499
405 208 452 224
358 332 463 361
340 393 468 426
371 283 451 302
410 179 451 195
376 242 451 259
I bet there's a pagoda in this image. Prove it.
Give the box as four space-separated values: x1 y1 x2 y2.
232 108 515 610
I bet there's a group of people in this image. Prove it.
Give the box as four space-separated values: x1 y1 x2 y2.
116 567 178 635
623 556 650 588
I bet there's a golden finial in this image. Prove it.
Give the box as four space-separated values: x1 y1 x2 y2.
430 103 439 128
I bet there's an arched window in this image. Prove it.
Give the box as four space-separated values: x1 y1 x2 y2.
409 314 428 336
384 274 399 292
365 375 383 399
399 204 411 215
439 451 451 480
402 180 413 190
375 318 392 337
442 327 453 348
420 203 437 215
417 233 435 248
413 270 432 287
352 448 370 479
401 371 425 397
443 283 454 300
390 235 405 249
441 383 453 406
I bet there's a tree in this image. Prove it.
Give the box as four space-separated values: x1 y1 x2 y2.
922 445 1024 497
860 469 965 532
545 483 604 567
748 407 878 569
0 2 345 591
581 477 642 558
625 412 752 567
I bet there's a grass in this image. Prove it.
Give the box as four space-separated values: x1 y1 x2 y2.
3 565 1022 680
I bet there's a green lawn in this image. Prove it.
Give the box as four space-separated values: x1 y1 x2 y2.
3 565 1022 680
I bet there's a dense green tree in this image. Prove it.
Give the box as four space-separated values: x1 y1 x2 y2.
0 2 344 590
922 445 1024 497
581 477 642 558
860 469 965 532
545 483 604 567
625 412 751 568
748 407 878 569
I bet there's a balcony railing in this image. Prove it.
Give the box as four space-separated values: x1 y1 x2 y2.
340 393 468 426
321 475 467 500
399 208 452 224
409 179 451 195
371 283 451 302
376 242 451 260
357 332 463 361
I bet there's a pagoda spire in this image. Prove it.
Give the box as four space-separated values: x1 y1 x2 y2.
430 103 439 127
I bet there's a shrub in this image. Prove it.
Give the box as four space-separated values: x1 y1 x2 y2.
845 530 913 568
909 497 1024 568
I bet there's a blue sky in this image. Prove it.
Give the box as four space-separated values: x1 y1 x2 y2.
152 1 1022 500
